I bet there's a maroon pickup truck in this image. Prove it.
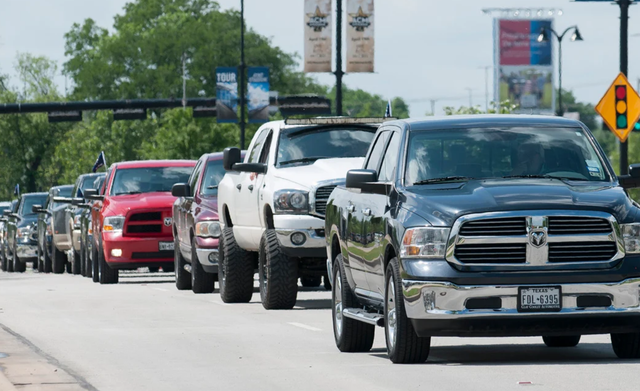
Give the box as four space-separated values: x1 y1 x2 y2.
171 151 245 293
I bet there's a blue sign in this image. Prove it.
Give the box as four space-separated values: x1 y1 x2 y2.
216 67 238 123
247 67 270 123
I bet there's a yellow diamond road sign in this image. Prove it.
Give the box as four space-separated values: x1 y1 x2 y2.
595 72 640 143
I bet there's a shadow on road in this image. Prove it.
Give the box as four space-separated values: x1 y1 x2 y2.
293 299 332 310
368 342 640 365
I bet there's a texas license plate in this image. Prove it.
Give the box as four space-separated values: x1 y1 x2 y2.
518 286 561 312
159 241 174 251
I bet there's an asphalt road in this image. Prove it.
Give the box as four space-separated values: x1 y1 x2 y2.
1 269 640 391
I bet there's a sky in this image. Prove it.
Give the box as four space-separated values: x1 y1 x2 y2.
1 0 639 118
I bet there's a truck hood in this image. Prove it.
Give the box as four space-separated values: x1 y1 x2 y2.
196 196 219 220
272 157 364 188
402 179 638 226
106 192 177 214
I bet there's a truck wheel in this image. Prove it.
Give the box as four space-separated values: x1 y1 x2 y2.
219 227 255 303
191 237 215 294
174 237 191 290
0 249 6 272
13 243 26 273
72 250 81 275
324 275 332 291
98 244 118 284
37 245 44 272
91 244 100 283
300 276 322 287
542 335 581 347
611 333 640 358
51 239 65 274
259 229 298 310
65 261 72 274
43 247 52 273
332 254 375 352
6 245 14 272
385 258 431 364
84 243 92 279
80 241 87 277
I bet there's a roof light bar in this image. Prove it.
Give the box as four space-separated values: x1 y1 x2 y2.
284 117 396 126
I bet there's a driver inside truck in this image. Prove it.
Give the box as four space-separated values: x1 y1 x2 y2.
511 142 545 176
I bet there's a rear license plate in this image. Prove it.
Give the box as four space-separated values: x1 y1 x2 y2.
518 286 561 312
159 241 174 251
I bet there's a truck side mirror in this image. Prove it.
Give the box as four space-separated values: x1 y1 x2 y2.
71 198 85 206
2 210 10 216
83 189 104 201
630 164 640 178
619 164 640 189
53 196 73 204
171 183 190 197
346 169 390 195
223 147 242 171
31 204 42 213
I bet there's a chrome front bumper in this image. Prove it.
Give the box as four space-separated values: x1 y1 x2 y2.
196 248 219 267
16 244 37 260
403 278 640 320
275 229 325 249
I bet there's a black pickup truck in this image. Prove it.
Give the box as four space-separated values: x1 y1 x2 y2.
325 115 640 363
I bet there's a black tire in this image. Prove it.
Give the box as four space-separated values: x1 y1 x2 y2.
91 244 100 283
13 243 25 273
6 244 14 272
98 244 118 284
148 266 160 273
259 229 298 310
37 245 44 272
324 275 332 291
300 276 322 287
219 227 255 303
385 258 431 364
1 245 7 272
52 240 65 274
174 237 191 291
65 260 72 274
72 249 81 275
542 335 581 348
162 264 175 273
191 237 215 294
43 241 52 273
611 333 640 358
80 239 87 277
83 240 92 279
332 254 375 352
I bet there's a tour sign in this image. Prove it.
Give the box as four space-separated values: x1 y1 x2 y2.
595 72 640 143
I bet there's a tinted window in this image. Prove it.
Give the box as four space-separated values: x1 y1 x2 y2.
277 127 375 166
0 205 9 215
110 167 194 196
405 127 610 185
20 195 47 215
78 176 100 197
378 133 400 181
249 128 269 163
201 160 226 196
365 132 390 171
188 161 204 197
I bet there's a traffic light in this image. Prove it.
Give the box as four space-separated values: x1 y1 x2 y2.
616 85 628 129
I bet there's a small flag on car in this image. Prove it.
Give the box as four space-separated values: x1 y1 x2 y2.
92 151 106 173
13 184 19 196
384 99 393 118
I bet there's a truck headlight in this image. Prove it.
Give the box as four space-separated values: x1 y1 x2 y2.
103 216 125 233
622 223 640 254
274 190 309 214
400 227 451 259
195 221 221 238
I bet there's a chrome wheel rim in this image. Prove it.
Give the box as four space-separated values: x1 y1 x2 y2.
333 271 343 338
386 277 397 351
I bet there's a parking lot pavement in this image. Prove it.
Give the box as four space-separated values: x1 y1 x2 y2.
2 269 640 391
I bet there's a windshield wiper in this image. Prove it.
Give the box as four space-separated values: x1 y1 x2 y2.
115 191 142 196
502 174 589 181
413 176 474 185
279 156 330 166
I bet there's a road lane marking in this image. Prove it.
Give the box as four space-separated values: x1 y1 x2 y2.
288 322 322 332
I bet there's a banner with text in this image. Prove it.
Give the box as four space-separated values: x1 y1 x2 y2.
494 19 554 114
346 0 374 73
248 67 270 123
216 67 238 123
304 0 332 72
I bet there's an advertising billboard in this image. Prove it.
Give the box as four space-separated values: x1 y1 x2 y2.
216 67 238 123
494 19 555 114
247 67 270 123
346 0 375 73
304 0 332 72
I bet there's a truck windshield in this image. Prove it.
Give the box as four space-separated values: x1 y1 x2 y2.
406 127 610 185
20 195 47 215
277 127 375 166
110 167 193 196
201 160 225 196
52 187 73 209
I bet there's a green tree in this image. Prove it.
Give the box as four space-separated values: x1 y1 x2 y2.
326 85 410 118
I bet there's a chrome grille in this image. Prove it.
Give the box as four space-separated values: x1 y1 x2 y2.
548 216 612 234
454 243 526 264
458 217 526 236
314 185 337 217
548 242 618 263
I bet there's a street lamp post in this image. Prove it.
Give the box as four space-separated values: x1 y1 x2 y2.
239 0 246 150
537 26 583 117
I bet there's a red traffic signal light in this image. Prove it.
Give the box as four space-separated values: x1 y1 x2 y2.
615 85 628 129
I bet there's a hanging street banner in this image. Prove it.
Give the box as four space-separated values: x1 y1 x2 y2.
595 72 640 143
304 0 332 73
346 0 375 73
248 67 270 123
216 67 238 123
493 19 554 114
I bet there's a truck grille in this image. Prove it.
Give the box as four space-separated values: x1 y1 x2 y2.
314 185 337 217
125 210 171 237
548 242 618 262
455 243 527 264
547 216 612 234
458 217 526 236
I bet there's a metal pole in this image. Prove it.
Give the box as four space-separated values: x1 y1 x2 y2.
620 0 630 175
335 0 344 116
239 0 246 150
557 38 563 117
465 88 473 108
484 66 489 113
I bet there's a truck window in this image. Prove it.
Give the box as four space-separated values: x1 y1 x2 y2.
110 167 193 196
378 133 401 182
365 131 390 171
248 128 270 163
201 160 226 196
188 160 204 197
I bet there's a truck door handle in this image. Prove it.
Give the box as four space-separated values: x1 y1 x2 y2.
236 184 242 191
362 208 372 216
347 204 356 213
248 185 254 192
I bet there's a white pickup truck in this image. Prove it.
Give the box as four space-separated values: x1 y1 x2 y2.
217 118 381 309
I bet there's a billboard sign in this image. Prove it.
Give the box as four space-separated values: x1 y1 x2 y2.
304 0 332 72
494 19 555 114
346 0 375 73
216 67 238 123
248 67 270 123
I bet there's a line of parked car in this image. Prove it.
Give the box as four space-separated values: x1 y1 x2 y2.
5 114 640 364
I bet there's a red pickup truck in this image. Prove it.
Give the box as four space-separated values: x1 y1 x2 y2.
84 160 196 284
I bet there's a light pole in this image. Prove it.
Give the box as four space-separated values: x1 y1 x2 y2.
239 0 246 149
478 66 491 112
537 25 583 117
